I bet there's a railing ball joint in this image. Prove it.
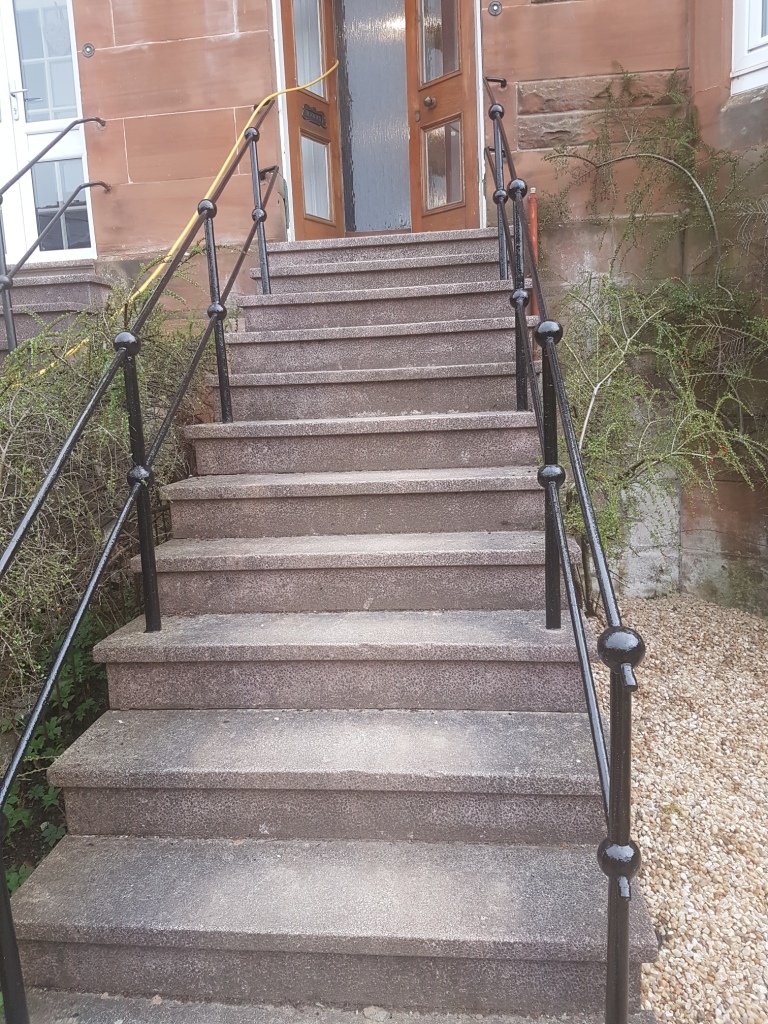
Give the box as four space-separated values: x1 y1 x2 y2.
489 102 504 121
537 463 565 489
127 464 154 487
0 274 11 291
598 838 642 887
492 187 508 207
597 625 646 673
207 301 227 321
252 207 268 224
198 198 217 219
245 127 260 144
511 287 529 308
534 319 563 346
508 177 528 200
114 330 140 355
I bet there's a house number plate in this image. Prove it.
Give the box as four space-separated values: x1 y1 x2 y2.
302 105 327 129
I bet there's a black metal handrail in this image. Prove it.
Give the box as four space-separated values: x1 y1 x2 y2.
484 78 646 1024
0 117 106 352
0 100 280 1024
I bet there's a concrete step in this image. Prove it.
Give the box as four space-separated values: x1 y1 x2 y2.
252 253 506 293
26 989 656 1024
225 317 537 374
210 362 530 419
144 532 567 615
0 266 114 349
266 227 498 270
163 466 543 540
94 609 586 712
239 281 514 331
12 836 657 1015
184 412 539 475
50 709 604 844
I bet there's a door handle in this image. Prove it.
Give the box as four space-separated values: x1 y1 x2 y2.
423 95 437 109
9 85 27 121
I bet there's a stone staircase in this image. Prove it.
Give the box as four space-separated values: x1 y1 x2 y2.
10 228 657 1023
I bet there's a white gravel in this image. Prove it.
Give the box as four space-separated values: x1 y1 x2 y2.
592 594 768 1023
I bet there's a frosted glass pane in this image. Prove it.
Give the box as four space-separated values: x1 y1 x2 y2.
421 0 459 84
14 0 77 121
333 0 410 232
301 135 331 220
293 0 325 97
424 119 463 210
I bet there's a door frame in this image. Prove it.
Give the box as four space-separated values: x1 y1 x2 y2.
269 0 488 241
0 0 97 265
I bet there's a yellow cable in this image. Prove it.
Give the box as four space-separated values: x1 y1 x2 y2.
130 60 339 300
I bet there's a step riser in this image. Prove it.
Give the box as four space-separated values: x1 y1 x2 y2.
155 565 560 615
261 262 500 294
169 490 543 540
62 788 604 845
192 428 539 475
227 329 514 374
106 660 586 713
216 375 515 419
19 942 643 1016
242 291 512 331
268 237 498 269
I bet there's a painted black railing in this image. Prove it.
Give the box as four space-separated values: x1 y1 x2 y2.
0 117 107 352
0 99 279 1024
484 78 646 1024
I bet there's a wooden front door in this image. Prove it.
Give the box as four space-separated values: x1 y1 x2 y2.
281 0 344 240
405 0 479 232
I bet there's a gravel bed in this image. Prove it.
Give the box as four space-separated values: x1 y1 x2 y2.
593 594 768 1023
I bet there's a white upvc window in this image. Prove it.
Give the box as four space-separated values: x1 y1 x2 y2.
732 0 768 93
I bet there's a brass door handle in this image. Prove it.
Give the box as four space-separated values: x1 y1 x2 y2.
423 95 437 109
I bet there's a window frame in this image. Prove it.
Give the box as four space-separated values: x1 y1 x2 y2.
732 0 768 94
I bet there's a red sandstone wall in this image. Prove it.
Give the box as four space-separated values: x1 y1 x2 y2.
70 0 282 259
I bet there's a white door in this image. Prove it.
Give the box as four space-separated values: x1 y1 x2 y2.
0 0 95 265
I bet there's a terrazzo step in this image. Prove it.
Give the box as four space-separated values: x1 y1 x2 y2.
239 281 514 331
26 989 657 1024
145 531 568 615
252 252 504 293
266 227 498 270
211 362 524 419
184 412 539 475
224 318 538 374
50 709 604 844
163 466 543 540
12 836 657 1014
93 609 586 712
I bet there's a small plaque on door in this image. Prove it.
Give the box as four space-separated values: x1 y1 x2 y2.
301 104 327 129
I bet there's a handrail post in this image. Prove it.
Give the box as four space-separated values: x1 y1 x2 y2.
0 827 29 1024
489 104 508 282
0 202 18 353
508 178 529 412
114 331 161 632
534 320 564 629
245 127 271 295
597 628 645 1024
199 200 233 423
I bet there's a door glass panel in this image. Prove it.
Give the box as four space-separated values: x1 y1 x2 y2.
424 118 463 210
763 0 768 38
293 0 326 97
421 0 459 84
333 0 410 232
13 0 77 122
301 135 331 220
31 157 91 250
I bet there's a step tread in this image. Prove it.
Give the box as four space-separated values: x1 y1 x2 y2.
93 609 581 664
50 709 600 795
147 531 568 572
12 835 657 962
252 251 499 279
224 316 537 345
211 363 521 387
162 465 539 501
185 411 537 440
267 227 498 253
26 988 656 1024
239 280 513 308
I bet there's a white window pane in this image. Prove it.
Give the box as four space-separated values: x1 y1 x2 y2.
50 58 77 116
32 158 91 251
293 0 325 97
21 61 49 120
301 135 331 220
14 0 76 121
15 9 44 60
